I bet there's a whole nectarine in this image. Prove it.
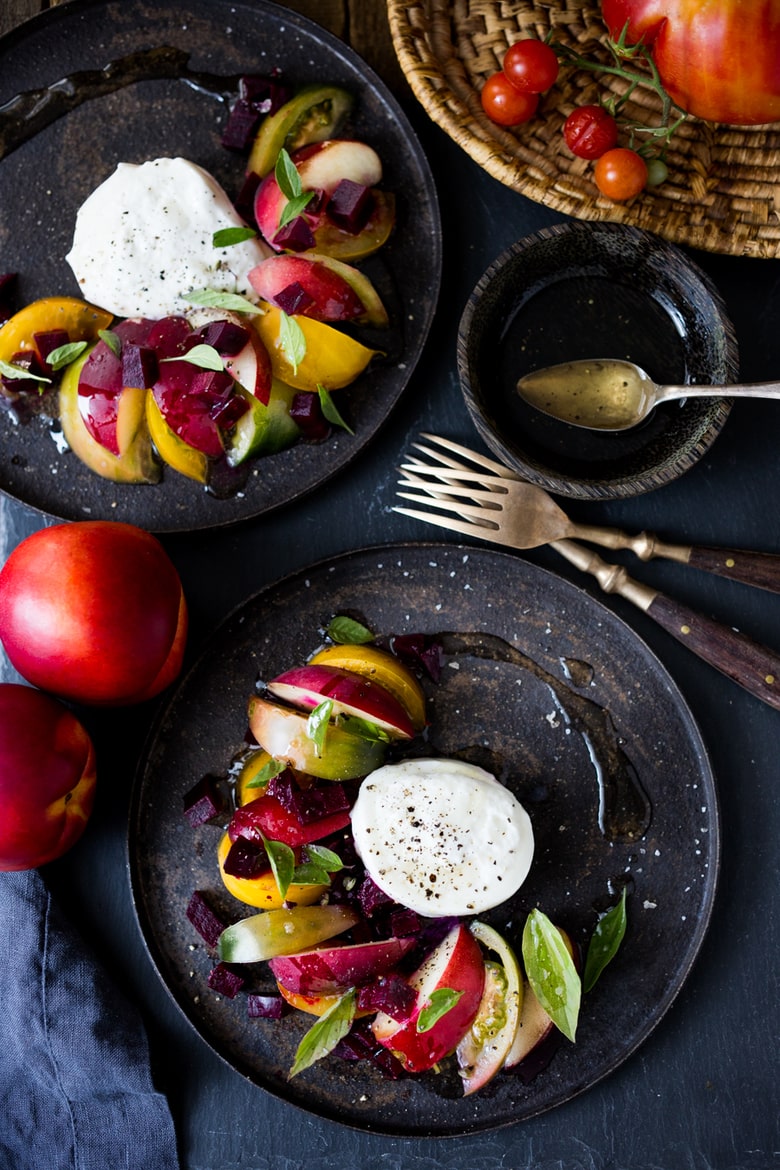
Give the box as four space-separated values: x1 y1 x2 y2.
0 521 187 705
0 683 96 871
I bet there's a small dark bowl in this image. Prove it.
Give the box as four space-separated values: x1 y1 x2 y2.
457 221 739 500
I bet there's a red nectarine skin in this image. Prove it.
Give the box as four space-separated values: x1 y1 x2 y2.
0 521 187 705
0 683 96 870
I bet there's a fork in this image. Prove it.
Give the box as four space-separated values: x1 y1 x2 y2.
393 433 780 712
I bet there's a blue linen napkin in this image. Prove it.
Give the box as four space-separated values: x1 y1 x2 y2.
0 869 179 1170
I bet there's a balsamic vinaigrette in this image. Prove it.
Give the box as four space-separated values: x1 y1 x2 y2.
434 631 651 844
0 46 240 161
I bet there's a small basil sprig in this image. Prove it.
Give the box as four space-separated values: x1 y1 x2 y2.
317 384 354 434
0 359 50 384
326 615 374 645
275 148 315 229
46 340 88 370
583 887 628 992
289 988 356 1078
213 226 258 248
98 328 122 357
522 908 581 1043
306 698 333 755
262 837 343 902
279 310 306 374
416 988 462 1033
244 757 285 791
186 288 263 315
161 344 224 372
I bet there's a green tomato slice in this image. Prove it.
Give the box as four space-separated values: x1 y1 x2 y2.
248 85 354 178
456 921 523 1095
218 903 359 963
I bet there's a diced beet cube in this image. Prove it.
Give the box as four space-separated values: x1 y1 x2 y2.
272 215 316 252
3 349 46 391
371 1047 408 1079
265 769 299 813
359 875 393 917
247 993 289 1019
390 633 445 683
223 836 270 879
113 317 157 345
182 774 227 827
356 974 416 1022
326 180 373 233
290 391 330 441
186 891 227 948
147 315 192 358
239 72 292 114
235 171 261 221
273 280 316 317
33 329 70 369
388 907 422 938
211 391 250 432
207 962 246 998
122 343 158 389
287 781 350 825
333 1027 376 1061
196 319 248 356
221 98 263 152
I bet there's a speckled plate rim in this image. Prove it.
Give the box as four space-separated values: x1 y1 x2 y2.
127 541 721 1135
457 220 738 501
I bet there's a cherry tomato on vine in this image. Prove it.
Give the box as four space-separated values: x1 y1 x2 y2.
481 72 539 126
562 105 619 160
594 148 648 201
502 39 559 94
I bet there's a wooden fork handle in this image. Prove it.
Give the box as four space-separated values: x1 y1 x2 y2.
552 539 780 711
684 546 780 594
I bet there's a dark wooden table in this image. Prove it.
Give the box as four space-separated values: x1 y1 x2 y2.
1 2 778 1168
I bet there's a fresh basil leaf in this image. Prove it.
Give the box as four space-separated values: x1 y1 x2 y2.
0 359 50 384
98 328 122 357
583 887 628 993
317 384 354 434
278 192 315 230
245 758 285 790
338 713 389 744
161 344 224 372
275 148 303 199
290 861 331 886
289 988 356 1078
213 226 258 247
278 311 307 374
186 288 263 315
326 616 374 645
416 987 462 1033
522 909 581 1044
306 699 333 755
305 844 344 873
262 836 295 901
47 340 88 371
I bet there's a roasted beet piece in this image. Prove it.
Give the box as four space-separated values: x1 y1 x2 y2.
182 774 227 827
290 391 330 441
390 632 445 683
272 215 316 252
326 180 373 233
207 962 246 998
33 329 70 371
223 836 269 879
388 907 423 938
273 281 316 317
286 780 350 825
356 974 416 1021
122 343 158 390
247 993 289 1019
186 891 227 948
221 98 264 152
196 319 248 356
359 875 393 917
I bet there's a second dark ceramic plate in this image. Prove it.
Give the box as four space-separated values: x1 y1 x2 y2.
129 543 719 1135
0 0 440 531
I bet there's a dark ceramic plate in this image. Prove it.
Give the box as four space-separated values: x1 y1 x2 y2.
458 222 738 501
129 543 720 1135
0 0 440 532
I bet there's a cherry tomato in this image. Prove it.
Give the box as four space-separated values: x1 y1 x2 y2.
593 148 648 201
562 105 619 160
502 39 559 94
645 157 670 188
481 72 539 126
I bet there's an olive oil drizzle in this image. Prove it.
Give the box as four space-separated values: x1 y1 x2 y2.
439 631 652 844
0 46 240 161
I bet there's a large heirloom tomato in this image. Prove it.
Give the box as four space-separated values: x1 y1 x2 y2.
601 0 780 125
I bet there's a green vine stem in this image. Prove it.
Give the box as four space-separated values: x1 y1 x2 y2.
553 23 688 160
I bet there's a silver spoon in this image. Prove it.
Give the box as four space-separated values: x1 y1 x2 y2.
516 357 780 431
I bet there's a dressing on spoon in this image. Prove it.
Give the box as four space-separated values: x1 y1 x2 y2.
516 358 780 431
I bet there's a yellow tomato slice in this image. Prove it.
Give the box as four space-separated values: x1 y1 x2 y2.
308 644 427 731
235 749 277 806
277 981 372 1018
0 296 112 365
251 304 378 391
217 832 326 910
146 393 210 484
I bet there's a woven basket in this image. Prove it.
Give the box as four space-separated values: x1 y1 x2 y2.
386 0 780 258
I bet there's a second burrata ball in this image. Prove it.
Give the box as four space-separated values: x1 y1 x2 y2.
350 758 534 917
66 157 271 318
